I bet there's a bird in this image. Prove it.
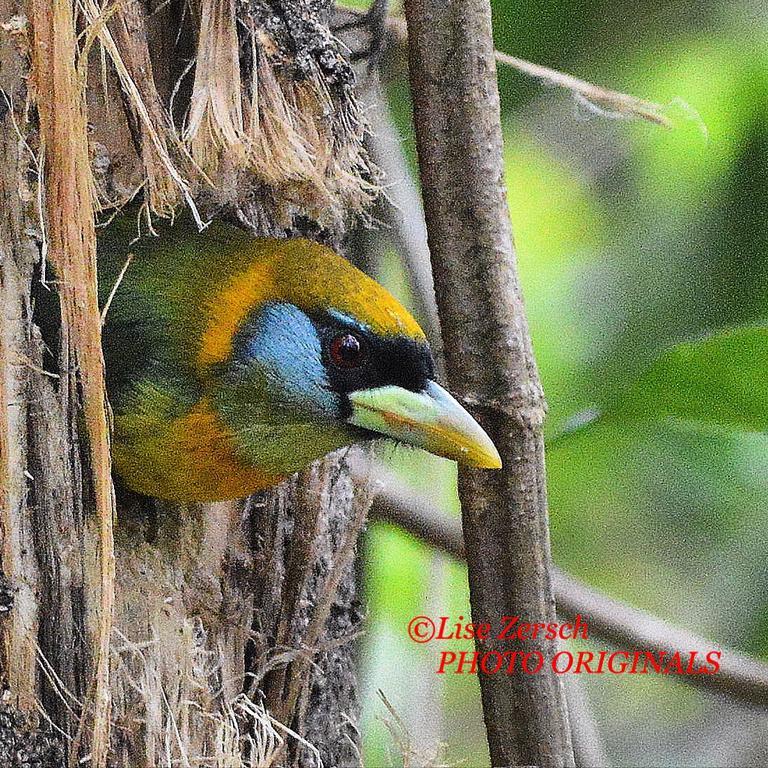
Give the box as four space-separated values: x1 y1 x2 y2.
97 215 502 502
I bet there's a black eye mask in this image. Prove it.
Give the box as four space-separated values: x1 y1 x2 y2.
313 312 435 396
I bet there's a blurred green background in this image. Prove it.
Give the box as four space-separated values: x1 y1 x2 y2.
346 1 768 765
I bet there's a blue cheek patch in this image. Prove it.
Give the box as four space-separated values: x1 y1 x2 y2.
236 302 339 419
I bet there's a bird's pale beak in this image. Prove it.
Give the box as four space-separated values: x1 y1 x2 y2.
347 380 502 469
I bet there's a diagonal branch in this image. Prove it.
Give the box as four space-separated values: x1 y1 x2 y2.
354 458 768 709
365 77 441 341
492 49 671 127
562 673 611 768
335 6 670 127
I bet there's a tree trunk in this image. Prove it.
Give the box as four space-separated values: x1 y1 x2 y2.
0 1 374 765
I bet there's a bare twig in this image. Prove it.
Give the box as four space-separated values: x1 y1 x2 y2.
29 2 116 765
100 253 133 324
493 50 671 128
350 458 465 559
354 458 768 709
336 6 669 127
553 570 768 708
363 77 442 355
404 0 574 763
563 674 610 768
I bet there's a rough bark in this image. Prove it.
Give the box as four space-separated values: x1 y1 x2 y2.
0 1 41 715
404 0 575 765
1 4 95 762
0 0 373 765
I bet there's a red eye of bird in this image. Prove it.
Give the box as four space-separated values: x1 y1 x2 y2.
329 332 366 369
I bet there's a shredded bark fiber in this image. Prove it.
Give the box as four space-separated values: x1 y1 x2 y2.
82 0 378 231
28 2 116 767
2 1 378 766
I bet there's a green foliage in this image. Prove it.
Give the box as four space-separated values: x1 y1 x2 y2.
608 325 768 431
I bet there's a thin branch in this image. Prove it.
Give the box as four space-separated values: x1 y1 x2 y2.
362 75 444 372
335 7 670 128
100 253 133 324
563 673 610 768
493 49 671 128
351 458 465 559
353 458 768 709
553 571 768 708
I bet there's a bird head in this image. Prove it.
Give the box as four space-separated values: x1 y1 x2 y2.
204 237 502 476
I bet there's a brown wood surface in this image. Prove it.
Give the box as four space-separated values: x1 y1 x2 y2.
0 1 373 765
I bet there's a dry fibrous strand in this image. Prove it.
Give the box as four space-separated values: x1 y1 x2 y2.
71 0 378 228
